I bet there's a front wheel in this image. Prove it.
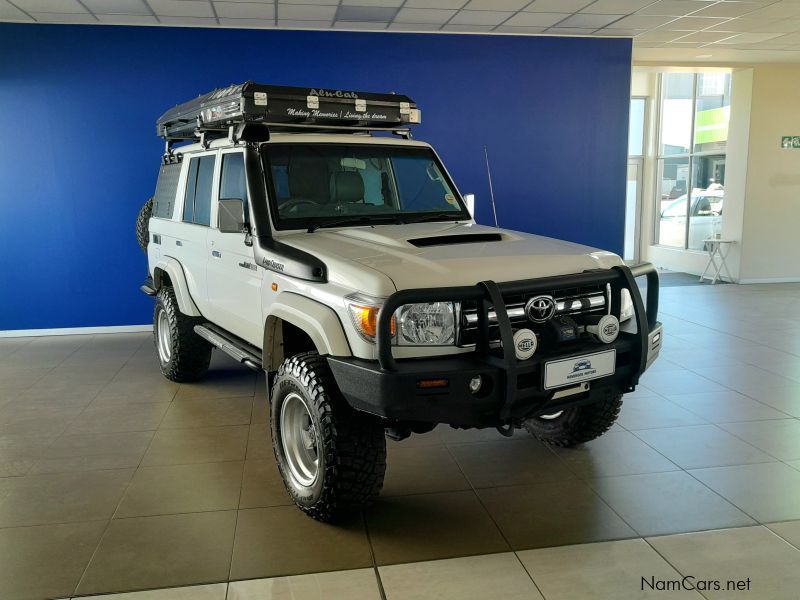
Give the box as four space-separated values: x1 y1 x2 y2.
523 393 623 447
270 352 386 522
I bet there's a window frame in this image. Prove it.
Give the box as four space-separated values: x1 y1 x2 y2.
654 72 729 250
216 149 249 232
181 151 218 228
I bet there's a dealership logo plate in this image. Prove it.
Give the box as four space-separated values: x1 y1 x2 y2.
543 349 616 390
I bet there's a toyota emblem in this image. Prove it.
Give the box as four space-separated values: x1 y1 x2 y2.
525 295 556 323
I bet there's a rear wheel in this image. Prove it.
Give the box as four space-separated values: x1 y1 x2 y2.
523 394 623 447
271 351 386 522
153 286 212 382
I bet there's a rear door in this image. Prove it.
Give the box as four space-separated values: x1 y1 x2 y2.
205 149 264 346
173 151 217 316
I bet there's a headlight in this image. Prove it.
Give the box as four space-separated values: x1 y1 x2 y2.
620 289 634 322
395 302 456 346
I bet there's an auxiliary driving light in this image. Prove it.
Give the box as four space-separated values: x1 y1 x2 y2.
469 375 483 394
586 314 620 344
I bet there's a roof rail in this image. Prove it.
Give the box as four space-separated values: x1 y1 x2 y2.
156 82 421 143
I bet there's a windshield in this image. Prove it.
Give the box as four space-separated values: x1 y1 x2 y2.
263 143 469 230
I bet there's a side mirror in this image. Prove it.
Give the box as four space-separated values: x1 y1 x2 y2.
463 193 475 218
219 198 245 233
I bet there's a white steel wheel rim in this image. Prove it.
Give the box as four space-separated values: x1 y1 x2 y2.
280 392 319 488
538 411 564 420
156 309 172 364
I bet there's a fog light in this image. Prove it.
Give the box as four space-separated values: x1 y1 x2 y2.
469 375 482 394
586 314 620 344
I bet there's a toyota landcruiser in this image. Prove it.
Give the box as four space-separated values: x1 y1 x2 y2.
137 82 663 522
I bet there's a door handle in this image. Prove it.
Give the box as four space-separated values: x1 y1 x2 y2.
211 250 222 258
175 240 183 247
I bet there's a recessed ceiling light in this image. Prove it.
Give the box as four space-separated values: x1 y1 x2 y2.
696 54 713 58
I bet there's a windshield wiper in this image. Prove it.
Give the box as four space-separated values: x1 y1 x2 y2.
307 215 404 233
403 212 464 225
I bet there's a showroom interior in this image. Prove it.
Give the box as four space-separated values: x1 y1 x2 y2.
2 0 800 599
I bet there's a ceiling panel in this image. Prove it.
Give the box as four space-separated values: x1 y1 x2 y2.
5 0 800 63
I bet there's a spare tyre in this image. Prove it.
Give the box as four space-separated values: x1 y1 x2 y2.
136 197 154 253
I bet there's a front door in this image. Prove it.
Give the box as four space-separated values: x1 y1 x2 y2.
205 150 264 347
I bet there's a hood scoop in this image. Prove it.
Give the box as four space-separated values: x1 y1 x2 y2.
408 233 503 248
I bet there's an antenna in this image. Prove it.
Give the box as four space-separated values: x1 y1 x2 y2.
484 145 499 228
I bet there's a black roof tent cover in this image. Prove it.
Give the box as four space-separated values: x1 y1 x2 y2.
157 82 420 140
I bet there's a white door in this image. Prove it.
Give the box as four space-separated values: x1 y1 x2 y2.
205 150 264 346
174 151 218 316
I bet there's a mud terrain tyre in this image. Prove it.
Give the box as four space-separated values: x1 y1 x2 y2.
271 351 386 522
153 286 212 382
136 197 154 253
523 394 623 448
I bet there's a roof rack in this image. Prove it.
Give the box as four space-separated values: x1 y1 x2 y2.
156 82 421 143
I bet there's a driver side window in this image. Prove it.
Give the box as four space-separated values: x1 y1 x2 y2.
219 153 249 219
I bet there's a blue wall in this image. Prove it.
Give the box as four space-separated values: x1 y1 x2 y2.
0 24 631 331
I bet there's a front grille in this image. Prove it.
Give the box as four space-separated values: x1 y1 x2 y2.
458 284 608 347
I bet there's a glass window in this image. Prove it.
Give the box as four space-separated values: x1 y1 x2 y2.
182 155 216 226
219 153 248 217
263 144 468 231
659 73 694 156
629 98 646 156
655 72 729 250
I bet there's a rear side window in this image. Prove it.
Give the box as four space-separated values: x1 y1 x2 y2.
219 153 249 218
183 155 216 226
152 161 182 219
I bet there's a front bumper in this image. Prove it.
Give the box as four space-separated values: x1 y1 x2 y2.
328 264 662 429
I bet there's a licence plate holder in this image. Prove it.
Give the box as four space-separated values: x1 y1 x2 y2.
544 349 616 390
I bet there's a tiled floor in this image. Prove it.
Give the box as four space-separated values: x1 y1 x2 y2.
1 280 800 599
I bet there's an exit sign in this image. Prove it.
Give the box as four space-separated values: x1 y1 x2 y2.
781 136 800 148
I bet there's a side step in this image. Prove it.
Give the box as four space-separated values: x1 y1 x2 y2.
194 323 263 372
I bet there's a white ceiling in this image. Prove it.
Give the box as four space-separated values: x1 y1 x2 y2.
3 0 800 63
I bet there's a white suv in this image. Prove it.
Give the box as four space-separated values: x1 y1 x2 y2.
138 82 663 522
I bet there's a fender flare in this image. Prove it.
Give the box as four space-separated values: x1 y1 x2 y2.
263 292 351 370
152 257 202 317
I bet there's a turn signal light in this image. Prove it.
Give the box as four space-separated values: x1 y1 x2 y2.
349 304 397 338
417 378 449 389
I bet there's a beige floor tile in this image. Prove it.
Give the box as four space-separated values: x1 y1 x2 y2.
666 390 790 423
380 552 543 600
647 526 800 599
0 468 135 527
173 369 256 401
0 520 107 600
75 583 227 599
366 490 510 565
77 511 237 595
617 395 708 431
634 424 775 469
382 444 470 496
230 506 373 579
115 461 244 518
518 538 702 599
246 422 272 460
239 459 292 508
553 430 679 478
690 462 800 522
589 471 754 536
448 438 573 488
766 520 800 550
159 396 253 429
718 419 800 461
142 425 249 466
477 480 636 550
228 568 380 600
65 402 170 434
29 430 153 475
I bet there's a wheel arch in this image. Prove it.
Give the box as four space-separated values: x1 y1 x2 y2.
263 292 351 372
152 257 202 317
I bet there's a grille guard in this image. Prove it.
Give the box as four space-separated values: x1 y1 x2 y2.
376 264 660 422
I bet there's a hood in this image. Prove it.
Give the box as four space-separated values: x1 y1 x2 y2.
279 222 623 296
